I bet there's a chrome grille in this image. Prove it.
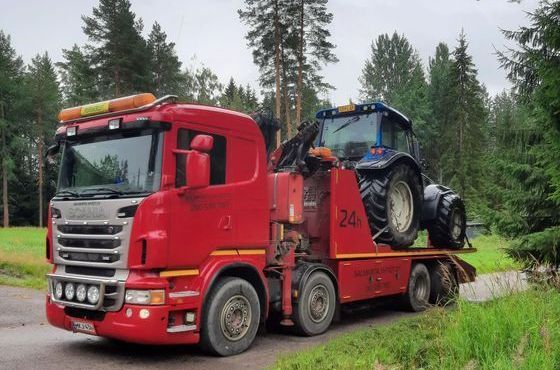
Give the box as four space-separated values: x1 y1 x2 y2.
58 237 121 249
57 224 123 235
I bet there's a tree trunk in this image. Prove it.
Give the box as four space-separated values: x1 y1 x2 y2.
273 0 282 146
37 109 43 228
296 0 304 126
1 102 8 227
114 66 121 97
281 43 291 138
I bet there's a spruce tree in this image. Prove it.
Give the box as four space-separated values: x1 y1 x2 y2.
0 30 24 227
26 53 60 227
57 45 98 105
82 0 150 97
147 22 184 96
447 31 487 205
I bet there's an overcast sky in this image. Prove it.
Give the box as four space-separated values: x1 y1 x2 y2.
0 0 538 104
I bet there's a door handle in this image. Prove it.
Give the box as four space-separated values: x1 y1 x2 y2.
219 215 232 230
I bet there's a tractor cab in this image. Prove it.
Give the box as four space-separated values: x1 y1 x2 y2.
315 102 421 164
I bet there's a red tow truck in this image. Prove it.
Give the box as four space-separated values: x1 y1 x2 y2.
45 93 476 355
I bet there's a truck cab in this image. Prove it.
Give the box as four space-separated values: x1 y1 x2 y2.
46 94 270 349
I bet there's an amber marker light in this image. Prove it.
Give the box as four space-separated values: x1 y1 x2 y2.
57 93 157 122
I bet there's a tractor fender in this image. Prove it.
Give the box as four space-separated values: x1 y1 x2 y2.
421 184 454 224
292 262 339 303
356 151 423 188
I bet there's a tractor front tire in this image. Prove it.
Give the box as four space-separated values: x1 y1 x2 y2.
359 164 422 248
427 192 466 249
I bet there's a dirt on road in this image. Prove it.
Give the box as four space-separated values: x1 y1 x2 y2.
0 272 526 370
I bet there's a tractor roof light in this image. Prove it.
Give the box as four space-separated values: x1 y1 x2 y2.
66 126 77 137
58 93 156 122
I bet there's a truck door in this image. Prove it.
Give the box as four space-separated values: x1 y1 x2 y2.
168 127 234 267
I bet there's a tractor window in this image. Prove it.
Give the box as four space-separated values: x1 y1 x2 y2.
176 128 227 187
319 113 378 158
381 117 409 153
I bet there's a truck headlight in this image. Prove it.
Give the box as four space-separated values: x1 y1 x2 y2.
125 289 165 305
76 284 87 302
87 285 100 304
64 282 75 300
54 281 63 299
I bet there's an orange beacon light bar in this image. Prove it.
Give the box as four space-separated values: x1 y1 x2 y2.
58 93 157 122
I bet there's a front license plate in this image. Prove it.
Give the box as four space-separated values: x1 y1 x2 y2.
71 320 96 335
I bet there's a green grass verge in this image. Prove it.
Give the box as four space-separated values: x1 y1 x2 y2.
0 227 49 289
273 289 560 370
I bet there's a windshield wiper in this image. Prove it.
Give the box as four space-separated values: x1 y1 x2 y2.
332 116 361 134
55 189 81 198
80 187 124 196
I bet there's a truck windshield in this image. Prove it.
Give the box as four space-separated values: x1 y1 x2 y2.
318 113 378 159
57 129 164 197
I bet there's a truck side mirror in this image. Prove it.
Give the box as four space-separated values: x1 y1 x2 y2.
185 135 213 189
45 143 60 166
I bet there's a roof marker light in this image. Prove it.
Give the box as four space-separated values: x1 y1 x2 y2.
108 118 121 130
66 126 77 136
58 93 156 122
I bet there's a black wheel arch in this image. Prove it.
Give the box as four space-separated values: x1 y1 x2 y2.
292 262 339 304
356 152 423 189
421 184 454 226
202 263 269 323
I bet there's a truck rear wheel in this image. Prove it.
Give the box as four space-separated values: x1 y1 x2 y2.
293 271 336 336
359 164 422 248
401 263 431 312
427 192 466 249
200 277 260 356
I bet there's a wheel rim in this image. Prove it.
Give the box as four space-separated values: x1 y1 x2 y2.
414 275 428 302
308 284 329 323
388 181 414 232
451 210 464 240
220 295 252 341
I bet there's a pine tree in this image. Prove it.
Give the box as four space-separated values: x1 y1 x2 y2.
82 0 150 97
294 0 337 124
147 22 184 96
57 45 98 105
239 0 286 143
26 52 60 227
0 30 24 227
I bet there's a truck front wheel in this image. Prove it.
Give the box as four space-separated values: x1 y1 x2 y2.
401 263 431 312
200 277 260 356
293 271 336 336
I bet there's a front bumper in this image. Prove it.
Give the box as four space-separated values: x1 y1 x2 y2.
46 295 200 345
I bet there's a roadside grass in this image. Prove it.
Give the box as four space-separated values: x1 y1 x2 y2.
273 288 560 370
0 227 49 289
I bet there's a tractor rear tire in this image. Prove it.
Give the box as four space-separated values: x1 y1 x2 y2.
359 164 422 248
427 192 466 249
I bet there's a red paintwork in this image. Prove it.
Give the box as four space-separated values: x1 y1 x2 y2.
46 102 475 345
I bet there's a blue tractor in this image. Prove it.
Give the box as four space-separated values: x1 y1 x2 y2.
314 102 467 249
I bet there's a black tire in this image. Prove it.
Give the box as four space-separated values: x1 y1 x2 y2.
429 262 458 305
401 263 431 312
427 192 466 249
359 164 422 248
200 277 260 356
293 271 336 336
